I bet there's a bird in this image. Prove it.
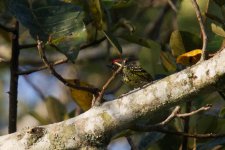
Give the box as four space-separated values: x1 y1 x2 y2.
111 58 153 88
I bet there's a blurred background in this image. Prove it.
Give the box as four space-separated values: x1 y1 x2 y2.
0 0 225 149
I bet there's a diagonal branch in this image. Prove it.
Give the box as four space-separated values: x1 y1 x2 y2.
93 61 123 106
131 104 211 131
37 40 99 95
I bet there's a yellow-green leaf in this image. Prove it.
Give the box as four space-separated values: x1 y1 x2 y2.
87 0 104 30
160 52 176 73
211 23 225 38
67 79 97 111
45 96 67 123
176 49 202 66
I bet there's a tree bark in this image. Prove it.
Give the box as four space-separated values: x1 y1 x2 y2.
1 48 225 149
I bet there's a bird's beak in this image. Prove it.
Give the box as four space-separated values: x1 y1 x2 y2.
113 62 122 67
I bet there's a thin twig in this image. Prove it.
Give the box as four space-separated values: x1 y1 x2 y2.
37 40 99 95
18 58 68 75
154 106 180 127
168 0 178 13
18 38 106 75
92 61 124 106
130 105 223 139
177 104 211 118
8 21 20 133
131 105 212 131
191 0 208 61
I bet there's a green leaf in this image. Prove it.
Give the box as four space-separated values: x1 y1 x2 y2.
211 23 225 38
7 0 88 61
45 96 67 123
170 30 186 57
170 30 202 57
207 35 224 51
103 30 122 54
86 0 104 30
138 41 167 78
160 51 176 73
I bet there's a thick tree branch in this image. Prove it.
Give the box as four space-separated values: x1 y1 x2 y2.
1 48 225 149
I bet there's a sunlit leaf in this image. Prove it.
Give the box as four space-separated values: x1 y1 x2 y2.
176 49 202 66
160 51 176 73
211 23 225 38
177 0 204 34
170 30 186 57
103 30 122 54
170 30 202 57
86 0 104 30
67 79 97 111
